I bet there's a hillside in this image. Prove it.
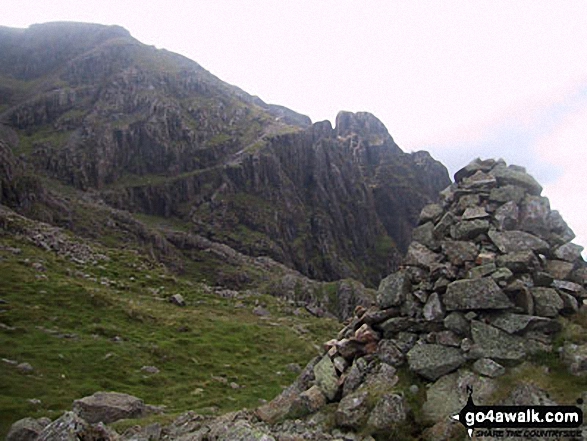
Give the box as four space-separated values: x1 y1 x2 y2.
0 21 452 438
0 21 449 288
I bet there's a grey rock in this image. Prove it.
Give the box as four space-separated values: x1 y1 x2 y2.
411 222 438 250
553 280 586 298
377 339 405 367
433 212 456 238
497 251 539 273
561 343 587 376
169 293 185 307
456 194 481 213
441 241 478 266
450 219 490 241
553 242 584 262
299 385 327 413
343 357 368 396
253 305 270 316
141 365 159 374
38 411 119 441
407 344 466 380
335 390 370 429
404 242 442 270
545 260 574 279
533 271 554 287
490 267 513 283
434 330 462 347
366 393 408 431
519 195 551 236
423 292 445 322
489 185 526 204
6 417 47 441
443 312 470 336
376 270 411 309
470 321 526 360
394 332 419 353
489 313 557 335
472 358 506 377
444 278 513 311
454 158 497 182
559 290 579 313
531 287 564 317
491 166 542 195
419 203 444 224
73 391 146 424
313 355 339 400
377 317 414 337
467 263 497 279
461 170 497 190
422 370 497 422
488 229 549 254
16 362 34 374
547 210 576 243
494 200 519 230
462 206 490 220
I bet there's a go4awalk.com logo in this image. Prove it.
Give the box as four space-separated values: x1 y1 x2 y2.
452 387 583 438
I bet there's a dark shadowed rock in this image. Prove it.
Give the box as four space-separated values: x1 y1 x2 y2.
443 278 512 311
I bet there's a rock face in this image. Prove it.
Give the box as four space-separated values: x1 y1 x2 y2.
0 22 449 287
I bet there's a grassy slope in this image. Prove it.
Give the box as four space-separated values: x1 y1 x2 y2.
0 225 339 437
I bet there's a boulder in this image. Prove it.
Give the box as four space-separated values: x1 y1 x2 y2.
312 355 339 400
553 242 584 262
443 278 513 311
38 412 119 441
376 270 411 309
531 287 564 318
488 229 549 254
335 390 370 429
366 393 408 432
6 417 48 441
406 344 465 381
491 166 542 195
72 391 146 424
450 219 490 241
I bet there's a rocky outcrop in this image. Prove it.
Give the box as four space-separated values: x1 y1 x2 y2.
0 23 450 287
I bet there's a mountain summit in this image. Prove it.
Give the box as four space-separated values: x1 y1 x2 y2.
0 22 449 287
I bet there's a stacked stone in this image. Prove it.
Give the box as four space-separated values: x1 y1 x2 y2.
258 158 587 433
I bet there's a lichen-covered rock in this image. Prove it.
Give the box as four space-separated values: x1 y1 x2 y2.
531 287 564 318
443 278 512 311
470 321 526 360
376 270 411 309
407 344 466 380
335 390 370 429
472 358 506 377
312 355 339 401
366 393 408 432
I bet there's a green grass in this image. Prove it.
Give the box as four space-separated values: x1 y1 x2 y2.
0 233 339 437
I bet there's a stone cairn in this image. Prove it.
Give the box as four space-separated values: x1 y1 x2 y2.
257 158 587 435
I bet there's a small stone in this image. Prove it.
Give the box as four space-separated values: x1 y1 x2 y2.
419 203 444 224
444 312 469 336
253 305 270 316
462 206 490 220
16 362 34 374
141 365 160 374
423 293 445 322
169 294 186 307
450 219 490 241
377 339 405 367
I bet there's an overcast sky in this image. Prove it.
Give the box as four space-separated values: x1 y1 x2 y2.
3 1 587 253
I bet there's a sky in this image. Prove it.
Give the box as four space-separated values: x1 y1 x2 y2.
2 1 587 253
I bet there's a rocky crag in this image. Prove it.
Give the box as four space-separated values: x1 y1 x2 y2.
0 22 449 288
10 159 587 440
